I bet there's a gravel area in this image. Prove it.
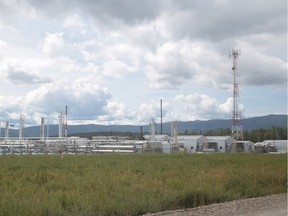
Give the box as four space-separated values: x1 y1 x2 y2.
143 193 287 216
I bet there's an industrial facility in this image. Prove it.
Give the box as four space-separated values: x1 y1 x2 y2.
0 116 286 155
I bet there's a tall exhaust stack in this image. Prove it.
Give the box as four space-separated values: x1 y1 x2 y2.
40 117 45 140
65 105 68 137
172 121 178 145
58 112 63 138
5 121 9 141
160 99 163 134
19 114 24 141
150 118 156 141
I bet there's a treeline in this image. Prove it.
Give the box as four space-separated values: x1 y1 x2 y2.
243 127 287 142
182 126 287 142
71 127 287 143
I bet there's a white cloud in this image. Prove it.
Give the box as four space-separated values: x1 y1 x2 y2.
101 60 137 78
0 78 111 125
23 80 111 121
240 52 287 86
145 41 195 89
119 20 169 51
218 97 233 114
75 0 163 25
0 58 51 85
63 13 84 29
102 100 135 124
161 0 286 41
0 0 39 29
172 94 238 120
0 95 23 122
144 40 229 90
101 95 236 125
0 40 7 49
42 32 65 57
101 99 165 125
0 0 286 126
103 43 140 65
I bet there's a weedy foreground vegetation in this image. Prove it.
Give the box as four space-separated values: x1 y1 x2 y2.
0 153 286 215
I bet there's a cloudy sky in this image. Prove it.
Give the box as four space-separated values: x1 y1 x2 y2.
0 0 287 127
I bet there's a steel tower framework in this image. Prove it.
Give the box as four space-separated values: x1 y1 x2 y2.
230 49 243 140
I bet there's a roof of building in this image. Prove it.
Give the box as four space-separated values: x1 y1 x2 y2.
177 135 204 140
206 136 234 141
144 134 170 141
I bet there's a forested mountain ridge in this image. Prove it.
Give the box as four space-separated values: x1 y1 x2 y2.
2 114 287 138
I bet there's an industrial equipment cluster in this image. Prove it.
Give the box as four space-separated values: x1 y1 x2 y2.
0 115 286 155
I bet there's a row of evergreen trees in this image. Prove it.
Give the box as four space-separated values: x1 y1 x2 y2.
182 126 287 143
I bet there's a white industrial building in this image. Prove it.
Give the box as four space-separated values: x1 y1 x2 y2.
177 135 209 153
235 140 254 152
205 136 235 153
262 140 287 153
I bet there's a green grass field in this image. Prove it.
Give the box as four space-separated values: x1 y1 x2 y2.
0 153 286 216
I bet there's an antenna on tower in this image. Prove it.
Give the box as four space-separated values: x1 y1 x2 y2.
230 48 243 140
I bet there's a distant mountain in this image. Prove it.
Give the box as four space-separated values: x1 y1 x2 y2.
2 114 287 138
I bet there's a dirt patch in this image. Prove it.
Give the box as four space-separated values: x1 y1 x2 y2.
143 194 287 216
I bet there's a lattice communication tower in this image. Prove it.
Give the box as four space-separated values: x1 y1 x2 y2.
230 49 243 140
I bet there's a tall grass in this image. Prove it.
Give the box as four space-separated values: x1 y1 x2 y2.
0 153 286 215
